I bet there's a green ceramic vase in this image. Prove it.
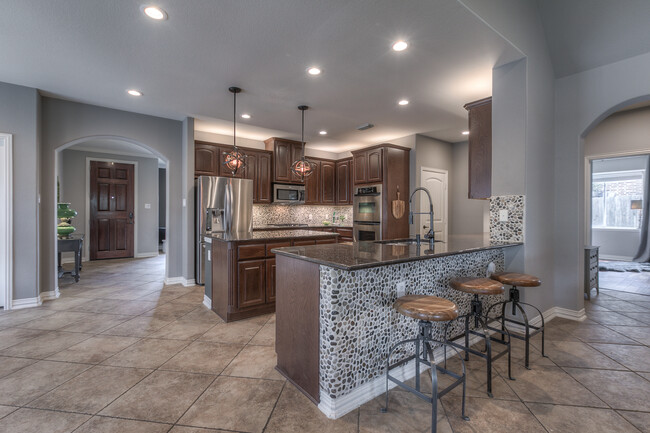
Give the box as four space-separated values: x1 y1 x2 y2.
57 203 77 238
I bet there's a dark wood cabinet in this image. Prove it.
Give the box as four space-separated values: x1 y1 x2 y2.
265 258 276 303
335 158 352 204
265 137 305 185
321 161 336 204
352 147 383 185
304 160 321 204
194 141 272 204
195 143 219 176
464 97 492 199
237 259 266 309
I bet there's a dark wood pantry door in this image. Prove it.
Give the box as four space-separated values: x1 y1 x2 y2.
89 161 135 260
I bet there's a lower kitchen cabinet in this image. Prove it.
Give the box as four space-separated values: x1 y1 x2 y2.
237 259 266 309
210 233 338 322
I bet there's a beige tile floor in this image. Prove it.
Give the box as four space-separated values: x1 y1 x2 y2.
0 255 648 432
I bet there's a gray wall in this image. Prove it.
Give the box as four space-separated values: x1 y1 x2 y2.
450 141 489 235
0 82 40 301
60 149 160 257
461 0 557 314
40 97 184 293
554 50 650 311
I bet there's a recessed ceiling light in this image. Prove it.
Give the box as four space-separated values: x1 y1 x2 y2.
319 130 327 135
241 114 251 119
307 66 322 76
462 130 470 135
142 5 168 20
392 40 408 52
127 89 143 96
398 99 409 106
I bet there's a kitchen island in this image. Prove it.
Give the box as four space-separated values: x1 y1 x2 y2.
206 229 339 322
272 235 522 418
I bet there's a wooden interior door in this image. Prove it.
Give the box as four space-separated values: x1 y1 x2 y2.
90 161 135 260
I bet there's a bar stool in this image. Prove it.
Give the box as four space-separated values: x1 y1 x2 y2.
448 277 514 397
486 272 545 369
382 295 469 433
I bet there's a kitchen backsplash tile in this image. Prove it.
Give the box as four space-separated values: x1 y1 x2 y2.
489 195 525 242
253 204 353 226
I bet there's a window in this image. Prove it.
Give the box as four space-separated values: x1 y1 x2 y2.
592 170 644 229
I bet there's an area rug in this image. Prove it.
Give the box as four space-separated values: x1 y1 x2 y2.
599 261 650 272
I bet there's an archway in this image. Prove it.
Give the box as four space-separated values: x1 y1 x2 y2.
54 135 170 295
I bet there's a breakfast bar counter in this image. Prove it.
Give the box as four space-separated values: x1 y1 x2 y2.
272 235 522 418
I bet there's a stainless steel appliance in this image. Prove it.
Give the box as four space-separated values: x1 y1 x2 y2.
196 176 253 284
353 184 382 241
273 183 305 205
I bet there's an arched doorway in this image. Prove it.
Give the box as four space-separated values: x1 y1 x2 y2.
54 135 170 296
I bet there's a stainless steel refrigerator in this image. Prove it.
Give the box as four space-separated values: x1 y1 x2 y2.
196 176 253 285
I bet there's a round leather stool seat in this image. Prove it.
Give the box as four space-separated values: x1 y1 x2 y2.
394 295 459 322
450 277 504 295
490 272 541 287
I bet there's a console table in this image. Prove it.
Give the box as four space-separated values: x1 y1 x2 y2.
58 234 84 282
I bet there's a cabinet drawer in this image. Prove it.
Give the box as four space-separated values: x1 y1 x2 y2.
238 244 266 260
339 236 353 243
293 239 317 246
266 241 291 257
316 238 337 245
336 228 353 236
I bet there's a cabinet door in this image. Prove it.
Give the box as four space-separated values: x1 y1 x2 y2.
290 143 305 184
237 259 266 309
466 100 492 199
353 152 367 184
366 148 383 183
321 161 336 204
195 144 218 176
265 258 276 303
244 151 258 202
274 141 292 183
335 159 351 204
257 152 272 203
304 160 321 204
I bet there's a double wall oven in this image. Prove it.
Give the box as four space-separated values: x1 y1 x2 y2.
353 184 382 241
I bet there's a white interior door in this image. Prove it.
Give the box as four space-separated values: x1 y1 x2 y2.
0 134 12 309
420 167 448 242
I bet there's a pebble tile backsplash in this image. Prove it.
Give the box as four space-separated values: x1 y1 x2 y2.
253 204 353 227
489 195 525 243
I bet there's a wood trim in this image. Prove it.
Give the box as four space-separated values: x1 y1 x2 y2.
350 142 411 154
275 254 321 403
463 96 492 110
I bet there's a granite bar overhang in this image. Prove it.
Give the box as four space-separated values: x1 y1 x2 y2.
208 229 339 242
272 234 522 270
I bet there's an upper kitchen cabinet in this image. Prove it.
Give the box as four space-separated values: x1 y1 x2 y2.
335 158 352 204
352 146 384 185
264 137 305 184
195 141 219 176
304 159 321 204
464 97 492 199
194 141 272 204
320 160 336 204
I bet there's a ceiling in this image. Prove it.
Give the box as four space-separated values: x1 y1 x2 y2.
0 0 523 152
538 0 650 78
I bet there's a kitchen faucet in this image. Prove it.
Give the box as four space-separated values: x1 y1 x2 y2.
409 187 435 249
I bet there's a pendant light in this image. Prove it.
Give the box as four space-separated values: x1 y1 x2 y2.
290 105 315 179
222 86 247 175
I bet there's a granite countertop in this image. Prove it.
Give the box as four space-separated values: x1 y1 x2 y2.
253 225 352 230
209 229 339 242
272 234 522 270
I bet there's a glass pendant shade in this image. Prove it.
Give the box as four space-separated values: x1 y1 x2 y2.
223 86 247 175
290 105 314 180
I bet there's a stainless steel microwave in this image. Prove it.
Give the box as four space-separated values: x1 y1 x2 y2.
273 183 305 205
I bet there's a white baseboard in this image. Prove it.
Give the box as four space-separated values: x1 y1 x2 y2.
164 277 196 287
318 333 485 419
135 252 160 258
600 254 634 261
11 296 43 309
490 305 587 334
40 288 61 302
203 294 212 309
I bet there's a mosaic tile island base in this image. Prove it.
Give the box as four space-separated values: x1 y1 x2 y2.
273 236 521 419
